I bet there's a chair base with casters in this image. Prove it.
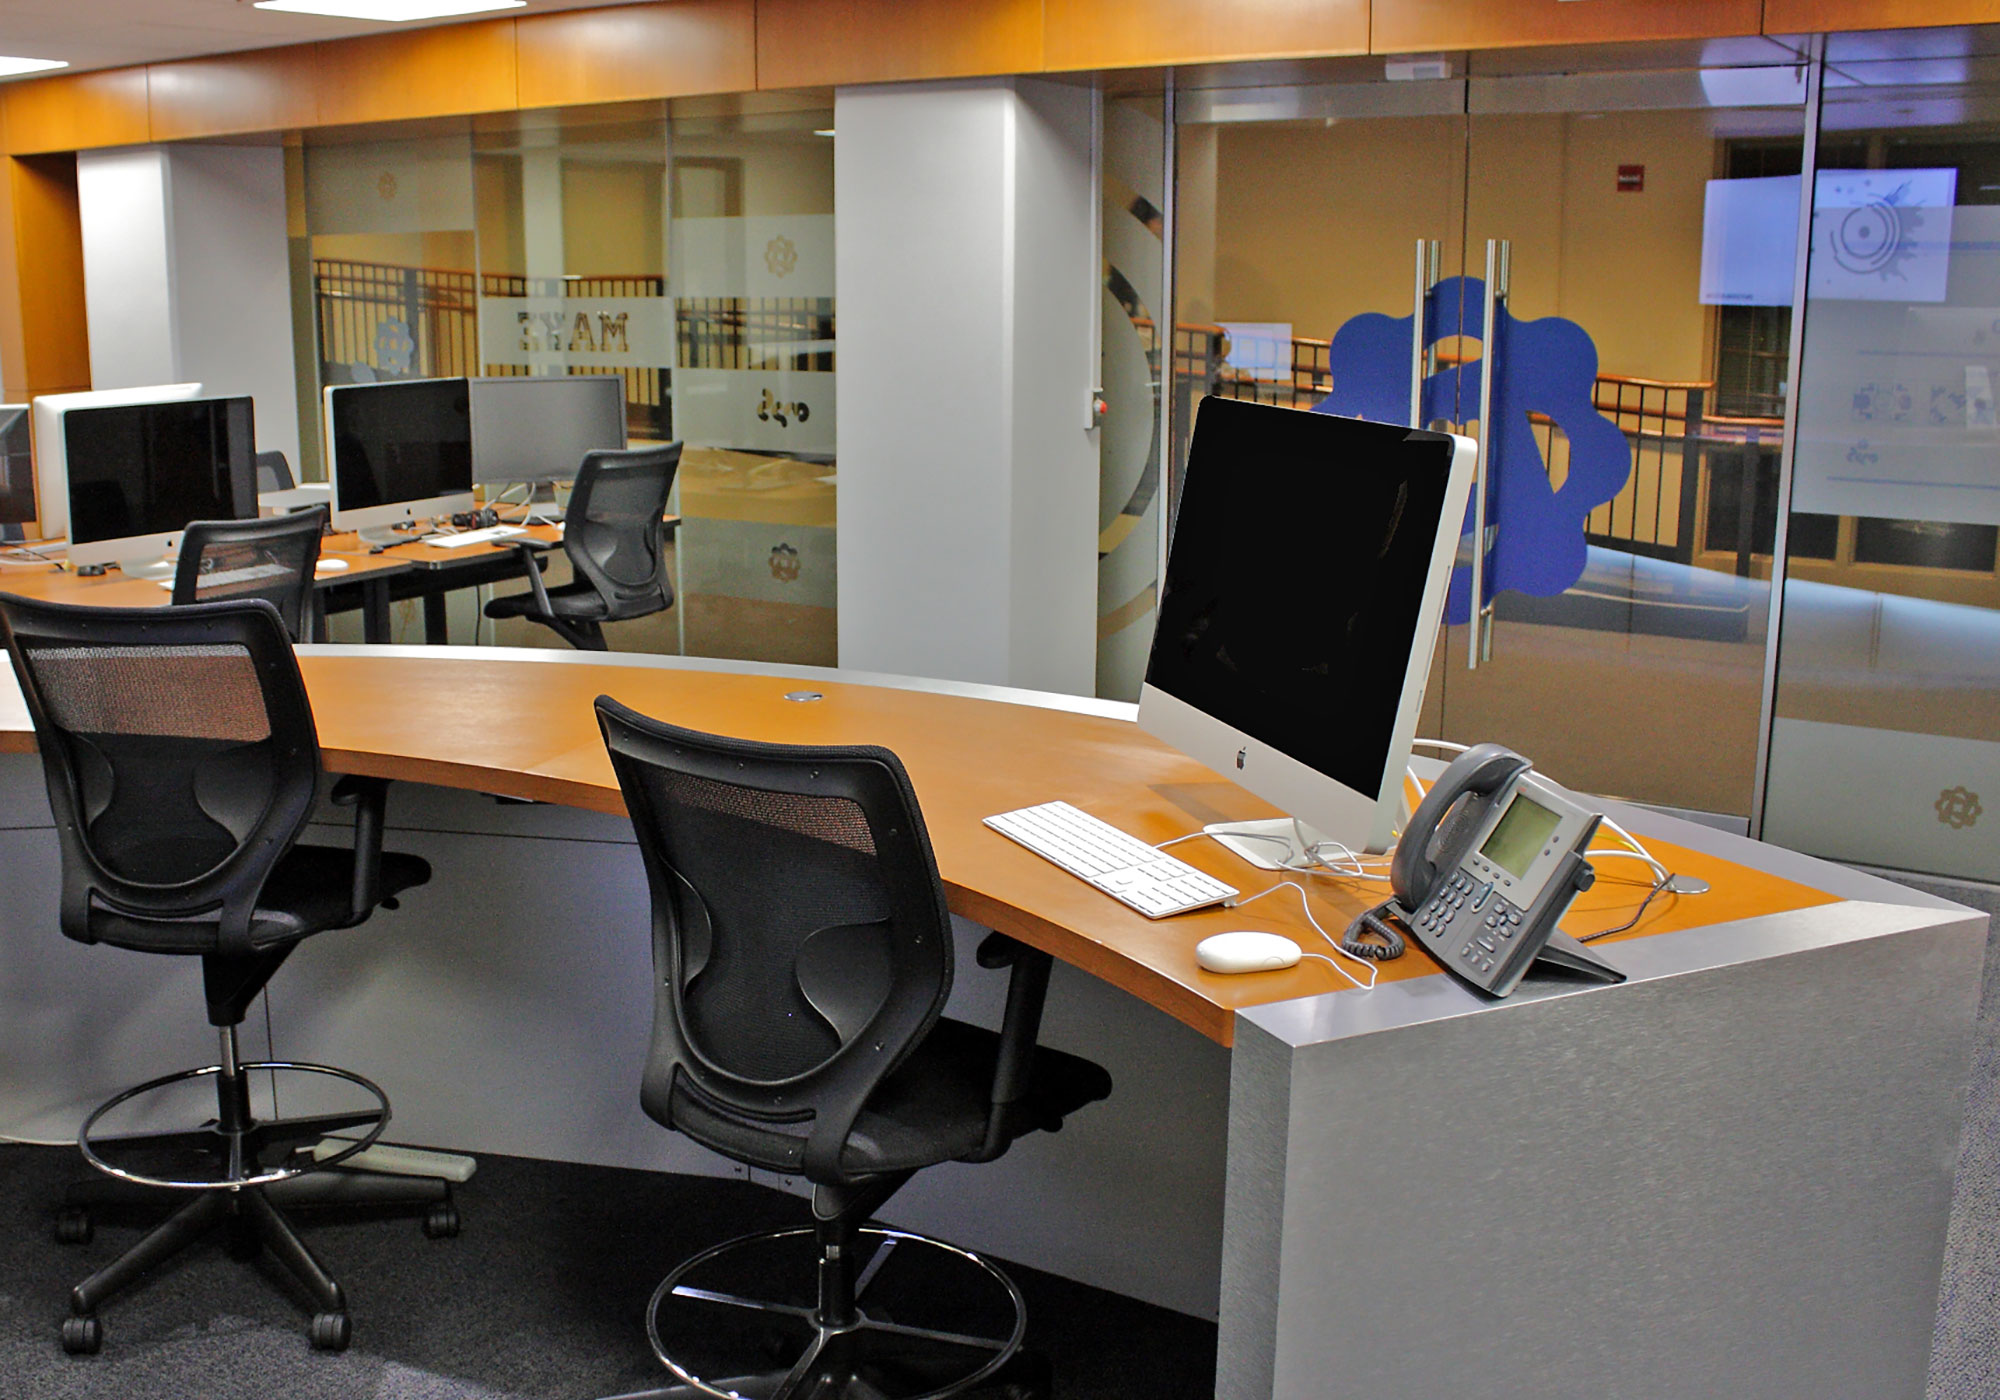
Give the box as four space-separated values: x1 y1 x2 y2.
53 946 459 1357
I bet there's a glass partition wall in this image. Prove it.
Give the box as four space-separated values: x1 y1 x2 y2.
297 98 836 661
1174 46 1811 821
1762 29 2000 882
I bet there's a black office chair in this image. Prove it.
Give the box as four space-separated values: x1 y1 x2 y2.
0 593 458 1357
485 443 681 652
255 449 297 494
593 698 1112 1400
172 506 326 642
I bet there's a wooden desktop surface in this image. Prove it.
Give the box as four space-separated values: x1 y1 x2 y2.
0 548 412 605
0 650 1839 1045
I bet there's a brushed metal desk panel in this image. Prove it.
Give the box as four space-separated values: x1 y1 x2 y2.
1222 902 1986 1400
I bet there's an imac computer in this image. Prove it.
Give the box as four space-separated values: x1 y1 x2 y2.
30 383 204 541
1139 396 1476 864
324 378 475 544
61 396 258 578
468 374 625 522
0 405 35 542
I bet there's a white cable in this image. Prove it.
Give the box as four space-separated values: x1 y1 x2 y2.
1227 880 1378 990
1408 738 1469 755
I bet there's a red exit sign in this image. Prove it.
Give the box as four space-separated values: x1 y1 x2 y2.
1617 164 1645 193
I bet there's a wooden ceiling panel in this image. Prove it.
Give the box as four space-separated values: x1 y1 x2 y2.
757 0 1044 89
516 0 756 109
313 19 519 128
146 45 321 142
0 66 150 154
1766 0 2000 30
1045 0 1369 71
1374 0 1764 54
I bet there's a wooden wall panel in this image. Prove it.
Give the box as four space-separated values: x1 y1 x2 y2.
4 155 91 401
1374 0 1764 52
147 45 321 142
517 1 755 108
0 68 150 155
313 19 519 127
1765 0 2000 30
1045 0 1368 70
757 0 1043 89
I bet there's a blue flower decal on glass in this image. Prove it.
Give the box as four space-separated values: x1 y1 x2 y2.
1313 276 1630 623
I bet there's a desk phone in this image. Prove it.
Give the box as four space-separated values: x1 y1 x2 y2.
1391 744 1618 997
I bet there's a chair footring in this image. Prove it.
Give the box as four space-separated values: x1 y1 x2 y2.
637 1225 1028 1400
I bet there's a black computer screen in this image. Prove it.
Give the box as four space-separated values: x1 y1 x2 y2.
62 397 256 546
1145 397 1460 800
0 406 34 526
330 378 473 510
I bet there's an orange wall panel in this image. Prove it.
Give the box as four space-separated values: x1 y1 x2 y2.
1374 0 1763 52
0 68 150 155
1045 0 1368 70
517 1 756 108
757 0 1044 89
1765 0 2000 30
313 19 519 126
147 45 321 141
4 155 91 403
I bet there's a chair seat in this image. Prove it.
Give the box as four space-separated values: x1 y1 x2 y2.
670 1016 1112 1178
484 578 613 623
87 845 432 955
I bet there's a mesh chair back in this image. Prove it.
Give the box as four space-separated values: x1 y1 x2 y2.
565 445 681 621
0 594 322 954
595 697 952 1182
255 450 296 493
171 508 325 641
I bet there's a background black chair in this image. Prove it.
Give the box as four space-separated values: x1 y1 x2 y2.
485 443 681 652
594 698 1111 1400
254 449 296 495
0 593 457 1357
172 506 326 642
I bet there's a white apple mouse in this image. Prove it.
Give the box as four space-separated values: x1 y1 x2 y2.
315 558 351 573
1196 930 1302 974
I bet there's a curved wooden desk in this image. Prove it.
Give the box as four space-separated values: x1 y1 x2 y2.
0 644 1837 1045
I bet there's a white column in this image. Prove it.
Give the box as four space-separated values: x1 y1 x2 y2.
835 79 1100 694
76 144 301 466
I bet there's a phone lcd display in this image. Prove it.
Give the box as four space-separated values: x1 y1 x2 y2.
1480 793 1562 881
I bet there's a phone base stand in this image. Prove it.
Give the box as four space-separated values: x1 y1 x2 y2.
1203 817 1343 870
1527 930 1625 985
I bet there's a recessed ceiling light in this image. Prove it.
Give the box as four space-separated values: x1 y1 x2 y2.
0 56 69 79
253 0 526 21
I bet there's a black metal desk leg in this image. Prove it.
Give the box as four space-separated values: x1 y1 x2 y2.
310 593 328 644
423 592 449 646
363 581 392 645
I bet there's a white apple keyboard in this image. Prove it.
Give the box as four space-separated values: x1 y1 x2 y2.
983 801 1237 918
425 525 526 549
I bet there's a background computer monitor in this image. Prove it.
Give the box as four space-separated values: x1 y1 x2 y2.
0 406 35 541
324 378 475 542
64 395 257 576
1139 397 1476 860
30 383 204 541
469 375 626 485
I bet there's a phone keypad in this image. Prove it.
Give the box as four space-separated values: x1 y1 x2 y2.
1414 871 1526 981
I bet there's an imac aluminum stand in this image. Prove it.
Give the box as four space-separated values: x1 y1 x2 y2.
118 556 175 581
1202 818 1342 870
522 480 563 525
357 524 404 547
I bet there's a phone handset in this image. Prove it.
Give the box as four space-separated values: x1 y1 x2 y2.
1390 743 1533 912
1379 743 1625 997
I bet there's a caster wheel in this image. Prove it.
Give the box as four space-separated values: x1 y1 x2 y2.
54 1207 93 1246
422 1201 460 1239
60 1315 103 1356
308 1312 351 1352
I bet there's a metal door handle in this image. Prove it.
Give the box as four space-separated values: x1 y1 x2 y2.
1410 239 1441 429
1470 238 1510 670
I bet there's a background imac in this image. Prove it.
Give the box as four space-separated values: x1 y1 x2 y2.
64 395 257 575
325 378 474 540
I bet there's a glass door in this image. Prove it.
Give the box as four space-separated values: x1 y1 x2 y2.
1434 53 1812 819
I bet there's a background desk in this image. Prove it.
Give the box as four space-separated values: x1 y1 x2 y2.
0 646 1982 1400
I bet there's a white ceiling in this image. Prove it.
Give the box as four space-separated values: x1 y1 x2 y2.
0 0 639 77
